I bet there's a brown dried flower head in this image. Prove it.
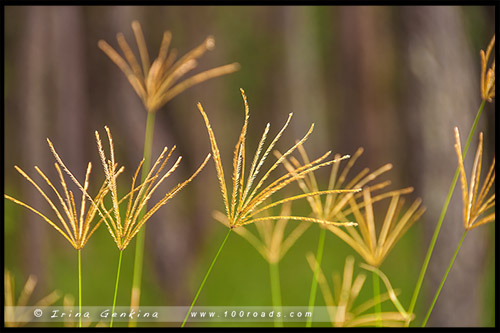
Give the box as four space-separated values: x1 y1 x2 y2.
98 20 240 113
454 128 495 231
198 89 361 229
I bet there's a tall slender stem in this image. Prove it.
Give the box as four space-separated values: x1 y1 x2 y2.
269 260 283 327
373 270 382 327
78 249 82 328
422 230 468 327
182 229 232 327
110 250 124 328
306 226 326 327
130 111 157 327
406 101 485 326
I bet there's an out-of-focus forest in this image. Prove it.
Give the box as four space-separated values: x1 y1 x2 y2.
4 5 495 327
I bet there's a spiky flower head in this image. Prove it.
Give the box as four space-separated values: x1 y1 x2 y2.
98 20 240 113
480 35 495 102
4 140 110 250
328 188 425 267
198 89 361 229
454 128 495 231
93 126 210 250
278 145 394 224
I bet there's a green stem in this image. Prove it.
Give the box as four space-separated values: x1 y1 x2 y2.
422 230 468 327
130 111 156 327
306 227 326 327
269 260 283 327
78 249 82 328
182 229 232 327
406 100 485 326
110 250 124 328
373 270 382 327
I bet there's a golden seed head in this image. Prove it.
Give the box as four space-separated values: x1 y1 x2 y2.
99 21 239 113
480 35 495 103
5 139 110 250
279 141 424 267
92 126 210 251
199 89 360 230
328 188 425 268
454 127 495 231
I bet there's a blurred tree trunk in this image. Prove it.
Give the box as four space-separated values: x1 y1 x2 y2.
282 6 329 157
400 6 487 327
50 7 88 176
14 6 91 294
17 6 51 291
337 6 403 180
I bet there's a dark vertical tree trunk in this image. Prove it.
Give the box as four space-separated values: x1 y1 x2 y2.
337 6 402 177
282 6 329 157
50 6 88 184
17 6 51 290
399 6 489 326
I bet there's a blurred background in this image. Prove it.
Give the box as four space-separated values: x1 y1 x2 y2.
4 5 495 327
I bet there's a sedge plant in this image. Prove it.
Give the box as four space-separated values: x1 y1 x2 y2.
4 19 493 330
305 255 412 327
421 128 495 326
214 202 310 327
4 139 110 328
181 89 361 327
407 34 495 326
98 21 239 323
277 144 396 327
328 188 425 326
90 126 210 327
